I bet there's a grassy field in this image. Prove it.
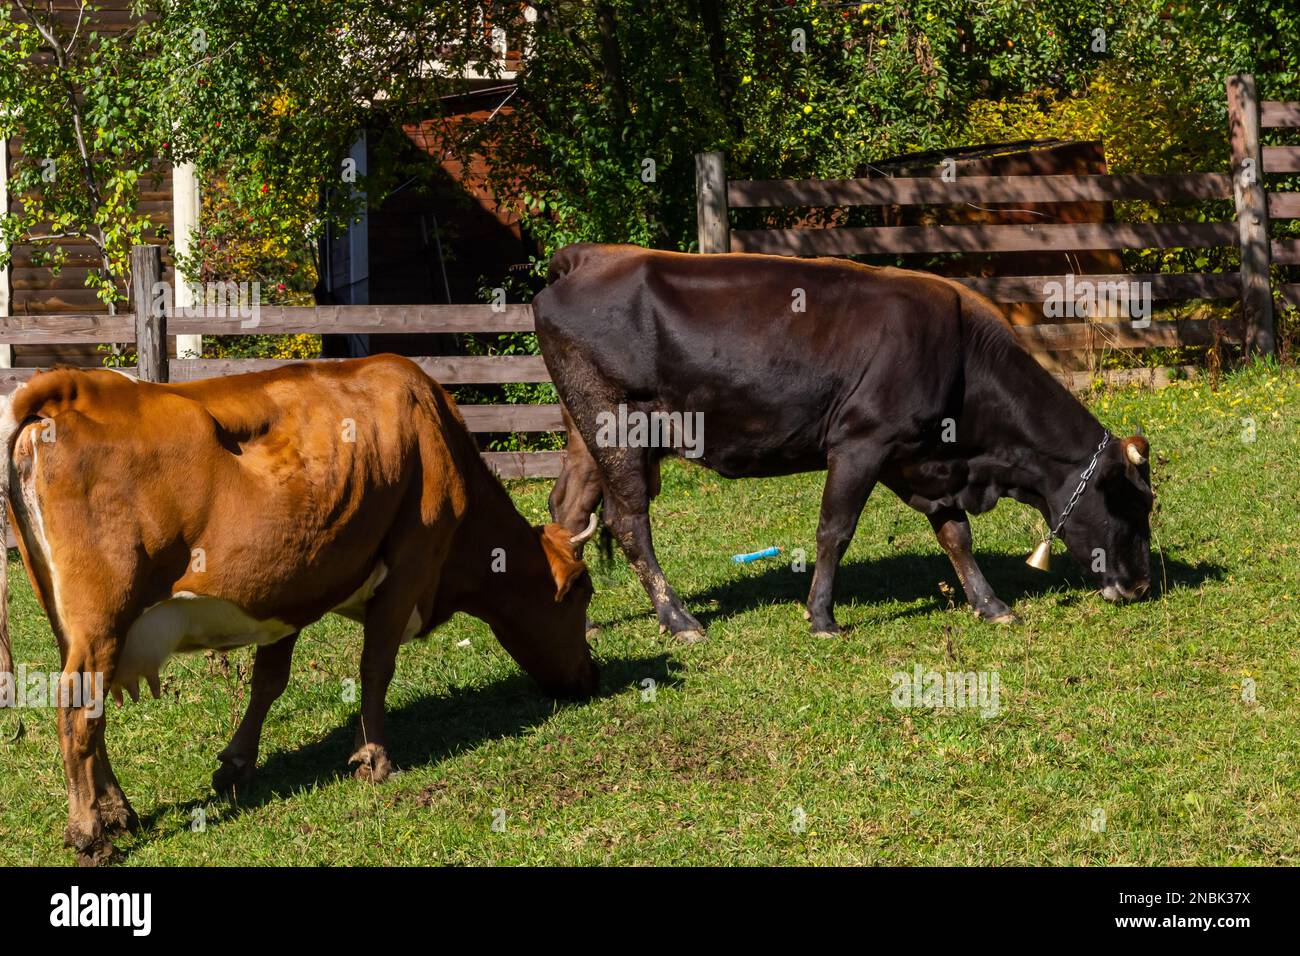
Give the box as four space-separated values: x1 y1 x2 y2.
2 362 1298 866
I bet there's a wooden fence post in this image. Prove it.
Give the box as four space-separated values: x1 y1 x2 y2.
695 152 730 253
1227 74 1275 355
131 244 167 382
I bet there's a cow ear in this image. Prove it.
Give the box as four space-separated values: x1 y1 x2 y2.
536 524 588 602
1104 434 1152 495
1121 434 1148 468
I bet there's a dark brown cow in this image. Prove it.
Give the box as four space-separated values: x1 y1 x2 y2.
535 244 1153 641
0 355 598 864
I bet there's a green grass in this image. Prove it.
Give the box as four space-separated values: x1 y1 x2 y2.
3 362 1299 865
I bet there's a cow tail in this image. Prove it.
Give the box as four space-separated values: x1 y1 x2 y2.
0 395 21 740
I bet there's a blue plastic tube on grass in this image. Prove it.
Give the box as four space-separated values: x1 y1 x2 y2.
732 546 783 564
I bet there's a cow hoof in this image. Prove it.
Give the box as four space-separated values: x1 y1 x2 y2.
99 801 140 837
350 744 395 784
809 617 839 637
66 821 118 867
673 628 708 644
76 841 121 867
212 755 256 794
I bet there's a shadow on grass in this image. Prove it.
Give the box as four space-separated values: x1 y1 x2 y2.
132 651 681 853
597 550 1227 630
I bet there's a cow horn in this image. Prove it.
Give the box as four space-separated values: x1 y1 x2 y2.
570 513 599 546
1125 442 1147 466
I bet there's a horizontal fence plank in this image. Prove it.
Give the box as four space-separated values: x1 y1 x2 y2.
1267 192 1300 219
1 305 539 340
1261 101 1300 128
1013 318 1239 352
169 355 552 385
1272 239 1300 264
483 450 566 480
1055 366 1198 392
459 404 563 433
1279 283 1300 309
418 355 549 384
168 303 536 336
0 312 136 344
0 366 138 395
1262 145 1300 173
732 222 1239 256
728 173 1233 207
953 272 1240 302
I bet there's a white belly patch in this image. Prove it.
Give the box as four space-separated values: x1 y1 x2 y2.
113 562 424 702
117 593 296 701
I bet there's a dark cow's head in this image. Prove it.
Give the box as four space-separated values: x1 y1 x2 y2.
1056 434 1154 602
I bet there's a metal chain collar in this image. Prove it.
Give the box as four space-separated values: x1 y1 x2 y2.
1048 433 1111 539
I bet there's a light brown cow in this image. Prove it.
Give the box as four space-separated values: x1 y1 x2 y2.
0 355 599 864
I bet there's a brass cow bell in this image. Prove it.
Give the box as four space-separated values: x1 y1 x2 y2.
1026 537 1053 572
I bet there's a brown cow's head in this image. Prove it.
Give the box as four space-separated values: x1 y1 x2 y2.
1059 434 1154 602
524 517 599 697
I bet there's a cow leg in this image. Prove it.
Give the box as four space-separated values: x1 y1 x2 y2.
213 632 299 794
93 740 138 836
60 622 135 837
549 459 603 538
927 509 1016 623
58 640 121 866
554 386 689 636
806 449 880 636
601 465 705 642
349 602 415 783
549 404 604 540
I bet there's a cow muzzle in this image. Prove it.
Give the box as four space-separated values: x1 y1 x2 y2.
1101 580 1151 604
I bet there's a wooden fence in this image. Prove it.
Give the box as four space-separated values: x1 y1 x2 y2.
0 242 1238 482
696 73 1300 369
3 76 1296 481
0 246 564 479
1261 94 1300 314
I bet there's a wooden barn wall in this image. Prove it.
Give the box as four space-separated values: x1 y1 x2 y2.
395 96 534 305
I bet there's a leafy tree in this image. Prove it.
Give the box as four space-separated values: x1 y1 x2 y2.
4 0 1296 346
1 0 498 310
0 0 170 309
481 0 1300 269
